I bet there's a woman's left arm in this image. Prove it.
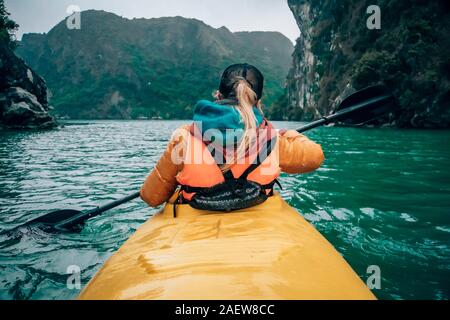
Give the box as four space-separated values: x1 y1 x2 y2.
278 130 325 174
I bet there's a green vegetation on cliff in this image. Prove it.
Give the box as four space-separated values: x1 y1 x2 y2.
283 0 450 128
16 10 293 119
0 0 17 49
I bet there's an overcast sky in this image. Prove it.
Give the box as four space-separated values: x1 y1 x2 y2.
5 0 300 43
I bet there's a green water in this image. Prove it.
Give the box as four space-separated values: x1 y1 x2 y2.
0 120 449 299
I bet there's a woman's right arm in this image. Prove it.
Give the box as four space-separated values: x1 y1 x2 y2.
278 130 325 174
140 129 187 207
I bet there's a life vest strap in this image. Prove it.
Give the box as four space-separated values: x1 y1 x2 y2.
179 179 281 195
237 135 276 180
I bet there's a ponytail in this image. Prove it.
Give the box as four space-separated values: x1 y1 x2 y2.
220 79 261 173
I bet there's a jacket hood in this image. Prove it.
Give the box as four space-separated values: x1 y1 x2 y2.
193 99 263 146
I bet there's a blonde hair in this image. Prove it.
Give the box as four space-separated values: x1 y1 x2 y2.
220 78 262 172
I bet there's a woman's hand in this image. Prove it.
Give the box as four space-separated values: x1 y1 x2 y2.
278 131 325 174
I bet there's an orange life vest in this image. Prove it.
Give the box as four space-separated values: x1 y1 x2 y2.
176 120 280 201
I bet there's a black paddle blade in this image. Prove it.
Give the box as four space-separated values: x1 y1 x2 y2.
0 209 83 237
334 85 397 125
28 209 89 233
25 209 82 226
9 191 141 235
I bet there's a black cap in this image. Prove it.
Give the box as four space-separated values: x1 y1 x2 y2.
218 63 264 100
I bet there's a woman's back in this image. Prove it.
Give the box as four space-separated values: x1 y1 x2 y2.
140 63 324 209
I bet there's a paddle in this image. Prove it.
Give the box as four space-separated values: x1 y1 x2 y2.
5 85 395 235
296 85 395 132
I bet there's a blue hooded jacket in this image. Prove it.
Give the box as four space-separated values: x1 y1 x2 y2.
193 99 263 147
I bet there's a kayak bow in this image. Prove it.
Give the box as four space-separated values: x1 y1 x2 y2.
79 193 376 300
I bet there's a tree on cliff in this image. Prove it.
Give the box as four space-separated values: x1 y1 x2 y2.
0 0 18 48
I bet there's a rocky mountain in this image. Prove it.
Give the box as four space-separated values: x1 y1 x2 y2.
0 45 55 129
16 10 293 120
0 0 55 129
281 0 450 128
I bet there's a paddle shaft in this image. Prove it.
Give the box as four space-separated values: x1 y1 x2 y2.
54 191 141 230
296 95 391 133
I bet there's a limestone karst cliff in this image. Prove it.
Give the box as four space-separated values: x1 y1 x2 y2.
16 10 293 120
281 0 450 128
0 0 55 129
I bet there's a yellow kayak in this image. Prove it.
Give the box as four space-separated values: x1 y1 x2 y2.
78 194 375 300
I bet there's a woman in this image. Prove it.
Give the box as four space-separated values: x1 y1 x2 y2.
140 63 324 211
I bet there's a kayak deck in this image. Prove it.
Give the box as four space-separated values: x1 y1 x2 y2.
78 194 375 300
